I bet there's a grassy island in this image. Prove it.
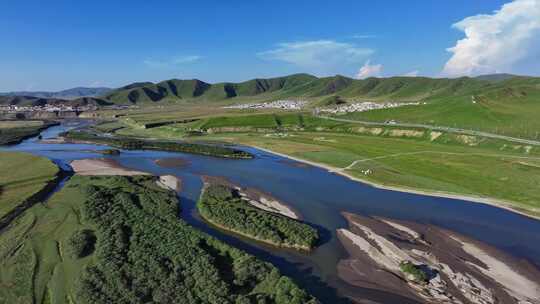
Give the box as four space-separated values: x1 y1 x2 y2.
0 175 316 304
63 130 253 159
198 183 319 250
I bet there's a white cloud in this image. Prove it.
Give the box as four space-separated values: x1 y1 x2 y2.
144 55 201 69
402 70 420 77
443 0 540 77
258 40 373 74
355 61 383 79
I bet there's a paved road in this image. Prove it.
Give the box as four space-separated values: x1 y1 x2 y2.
317 116 540 146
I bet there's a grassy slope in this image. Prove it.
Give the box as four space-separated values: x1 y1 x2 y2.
100 74 540 140
0 152 59 218
0 175 316 304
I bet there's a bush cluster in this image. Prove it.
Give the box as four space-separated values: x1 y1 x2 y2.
198 184 319 249
63 130 253 159
399 261 428 283
70 176 316 304
64 229 96 259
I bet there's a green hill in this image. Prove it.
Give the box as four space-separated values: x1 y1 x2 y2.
0 96 112 107
100 74 540 139
101 73 540 106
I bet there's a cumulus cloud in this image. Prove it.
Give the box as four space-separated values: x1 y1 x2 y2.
355 61 383 79
402 70 420 77
144 55 201 69
258 40 373 74
443 0 540 76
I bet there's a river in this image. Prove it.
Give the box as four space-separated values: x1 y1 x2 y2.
4 120 540 304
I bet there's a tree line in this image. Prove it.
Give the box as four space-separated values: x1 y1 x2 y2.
70 175 316 304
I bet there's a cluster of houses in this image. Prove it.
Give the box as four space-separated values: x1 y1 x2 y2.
318 101 424 114
0 104 97 113
223 100 307 110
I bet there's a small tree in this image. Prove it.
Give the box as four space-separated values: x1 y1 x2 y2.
65 229 96 259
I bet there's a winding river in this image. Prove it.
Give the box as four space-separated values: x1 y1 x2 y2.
4 120 540 303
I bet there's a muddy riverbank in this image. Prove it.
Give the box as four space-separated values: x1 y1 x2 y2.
337 212 540 304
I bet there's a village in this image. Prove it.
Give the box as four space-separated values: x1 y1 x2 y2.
223 99 307 110
317 101 424 114
0 104 97 113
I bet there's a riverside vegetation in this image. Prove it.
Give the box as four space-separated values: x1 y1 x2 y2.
0 175 317 304
94 109 540 218
0 120 58 145
63 129 253 159
198 183 319 250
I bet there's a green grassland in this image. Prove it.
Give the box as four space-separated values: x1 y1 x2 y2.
101 112 540 218
0 120 57 145
0 152 59 219
209 130 540 217
198 183 319 250
94 73 540 141
0 120 45 129
0 175 316 304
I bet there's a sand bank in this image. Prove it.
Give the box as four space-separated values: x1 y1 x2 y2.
156 175 182 192
337 212 540 304
201 175 300 219
71 158 149 176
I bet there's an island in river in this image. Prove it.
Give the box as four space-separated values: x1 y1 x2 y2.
198 178 318 250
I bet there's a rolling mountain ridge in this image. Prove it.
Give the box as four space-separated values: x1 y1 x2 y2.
0 87 112 100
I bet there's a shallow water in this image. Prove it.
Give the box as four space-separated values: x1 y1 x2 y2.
4 120 540 303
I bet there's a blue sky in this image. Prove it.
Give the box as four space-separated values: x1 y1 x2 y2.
1 0 538 91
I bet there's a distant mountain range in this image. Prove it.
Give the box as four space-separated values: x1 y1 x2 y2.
100 73 534 105
0 96 112 107
1 73 537 108
0 87 112 100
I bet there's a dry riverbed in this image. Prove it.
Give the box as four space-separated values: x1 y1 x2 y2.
71 158 149 176
156 175 182 192
337 212 540 304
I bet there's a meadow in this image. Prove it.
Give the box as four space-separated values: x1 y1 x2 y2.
99 111 540 218
0 152 59 219
0 175 316 304
0 120 58 145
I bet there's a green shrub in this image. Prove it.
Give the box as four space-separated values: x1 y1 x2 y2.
63 130 253 159
65 229 96 259
399 261 428 283
198 184 319 249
